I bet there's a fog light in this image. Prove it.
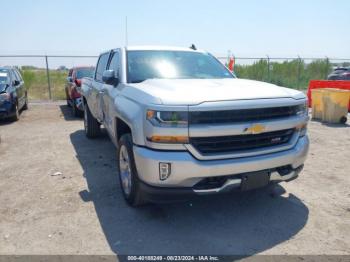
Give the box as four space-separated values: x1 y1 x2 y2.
159 162 171 180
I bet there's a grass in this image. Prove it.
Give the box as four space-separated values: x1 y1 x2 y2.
21 69 67 100
234 59 331 90
20 59 332 100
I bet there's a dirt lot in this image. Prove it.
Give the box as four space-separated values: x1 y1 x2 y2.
0 103 349 256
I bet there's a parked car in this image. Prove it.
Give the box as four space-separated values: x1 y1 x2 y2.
0 67 28 121
80 46 309 206
327 67 350 80
65 66 94 116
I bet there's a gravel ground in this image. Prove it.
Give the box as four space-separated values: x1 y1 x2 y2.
0 103 349 256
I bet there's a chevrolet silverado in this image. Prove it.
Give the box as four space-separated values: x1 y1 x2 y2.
80 46 309 206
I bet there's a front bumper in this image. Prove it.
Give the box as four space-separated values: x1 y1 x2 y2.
133 135 309 189
0 101 16 119
138 165 303 202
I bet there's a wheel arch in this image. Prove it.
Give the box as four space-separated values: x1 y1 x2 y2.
115 117 132 142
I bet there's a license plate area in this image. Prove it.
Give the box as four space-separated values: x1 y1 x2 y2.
240 171 270 191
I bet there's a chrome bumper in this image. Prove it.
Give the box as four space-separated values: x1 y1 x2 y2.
192 165 302 195
133 135 309 188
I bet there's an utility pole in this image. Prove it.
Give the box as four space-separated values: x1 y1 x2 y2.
125 16 128 46
267 55 270 82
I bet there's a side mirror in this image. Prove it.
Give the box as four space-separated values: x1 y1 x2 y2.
67 77 73 83
102 70 118 86
13 80 20 86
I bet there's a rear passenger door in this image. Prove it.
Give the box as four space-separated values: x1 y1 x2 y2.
90 52 110 120
102 50 121 134
66 69 74 100
12 70 25 109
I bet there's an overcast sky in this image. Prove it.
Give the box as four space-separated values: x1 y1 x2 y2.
1 0 349 68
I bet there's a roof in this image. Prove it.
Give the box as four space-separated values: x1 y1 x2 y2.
334 67 349 71
70 66 95 70
0 66 15 70
125 45 204 52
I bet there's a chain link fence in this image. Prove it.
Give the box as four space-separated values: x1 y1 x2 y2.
217 56 350 90
1 54 349 100
0 55 98 101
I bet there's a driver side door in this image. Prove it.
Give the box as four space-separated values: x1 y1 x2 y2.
101 50 121 134
12 70 25 109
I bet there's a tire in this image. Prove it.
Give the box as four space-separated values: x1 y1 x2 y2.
84 103 100 138
65 88 71 107
11 103 20 121
22 93 28 110
117 134 146 207
340 116 347 124
72 103 82 117
76 107 84 117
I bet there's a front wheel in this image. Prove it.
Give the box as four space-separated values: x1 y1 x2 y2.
340 116 347 124
22 93 28 110
117 134 146 207
11 103 20 121
72 102 83 117
65 88 71 107
83 103 100 138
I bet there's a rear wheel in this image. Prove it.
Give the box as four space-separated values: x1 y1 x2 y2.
84 103 100 138
117 134 146 207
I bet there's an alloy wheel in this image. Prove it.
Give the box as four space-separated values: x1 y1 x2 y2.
119 145 132 196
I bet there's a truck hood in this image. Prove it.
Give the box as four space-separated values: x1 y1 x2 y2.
128 78 305 105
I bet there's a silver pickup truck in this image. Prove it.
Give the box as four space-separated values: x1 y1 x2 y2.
81 46 309 206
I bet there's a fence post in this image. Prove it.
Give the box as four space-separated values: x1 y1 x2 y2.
266 55 270 82
45 55 52 100
325 56 329 80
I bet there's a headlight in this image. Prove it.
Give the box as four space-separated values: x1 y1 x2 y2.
146 110 189 144
146 110 188 127
296 100 308 116
0 92 10 102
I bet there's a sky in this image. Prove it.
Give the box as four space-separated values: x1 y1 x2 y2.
0 0 349 68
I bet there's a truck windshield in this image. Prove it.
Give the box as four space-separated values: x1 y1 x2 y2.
127 50 234 83
0 71 9 85
76 68 94 79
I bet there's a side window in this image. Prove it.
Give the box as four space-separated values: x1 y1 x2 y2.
12 70 20 82
72 70 76 80
8 71 14 83
14 70 23 81
68 69 73 77
108 51 120 76
95 53 110 82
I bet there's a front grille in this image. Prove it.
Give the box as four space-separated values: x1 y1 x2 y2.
189 105 301 124
190 128 295 154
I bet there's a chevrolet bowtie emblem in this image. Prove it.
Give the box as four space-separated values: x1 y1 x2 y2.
244 124 266 134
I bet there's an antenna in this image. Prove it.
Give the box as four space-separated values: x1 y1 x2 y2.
125 16 128 46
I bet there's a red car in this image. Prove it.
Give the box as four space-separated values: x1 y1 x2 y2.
65 66 94 116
